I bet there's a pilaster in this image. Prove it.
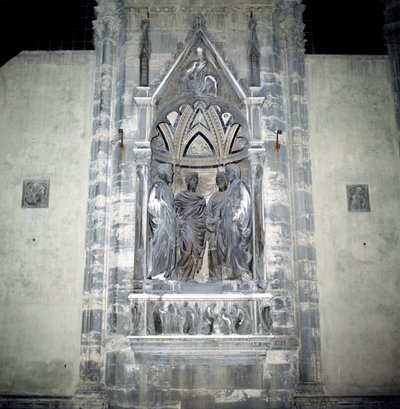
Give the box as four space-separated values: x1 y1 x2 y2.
383 0 400 149
274 0 323 391
79 0 125 395
132 141 151 284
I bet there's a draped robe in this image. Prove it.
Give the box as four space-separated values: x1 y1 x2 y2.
205 190 226 280
175 191 206 281
147 180 176 278
221 179 253 279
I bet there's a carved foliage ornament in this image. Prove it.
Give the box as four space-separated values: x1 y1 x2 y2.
275 0 305 51
93 0 125 43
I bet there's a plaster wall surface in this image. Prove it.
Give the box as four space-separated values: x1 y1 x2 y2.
0 51 95 396
306 55 400 395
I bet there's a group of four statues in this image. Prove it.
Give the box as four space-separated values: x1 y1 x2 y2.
147 163 253 282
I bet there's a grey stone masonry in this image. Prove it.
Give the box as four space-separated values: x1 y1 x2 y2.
78 1 324 408
272 0 322 389
383 0 400 149
80 0 126 394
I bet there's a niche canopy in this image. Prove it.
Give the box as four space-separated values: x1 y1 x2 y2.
152 101 248 167
150 13 250 167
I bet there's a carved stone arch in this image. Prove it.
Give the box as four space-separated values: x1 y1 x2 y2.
145 13 256 179
183 132 215 157
150 97 250 181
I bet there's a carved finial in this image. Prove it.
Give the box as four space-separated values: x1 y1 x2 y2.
139 17 151 86
275 1 306 51
184 12 211 43
248 13 261 86
193 13 206 31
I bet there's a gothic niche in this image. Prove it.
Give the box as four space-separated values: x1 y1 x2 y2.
147 101 253 283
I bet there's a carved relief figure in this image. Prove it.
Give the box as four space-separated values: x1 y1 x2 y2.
165 303 181 334
147 164 176 279
233 304 252 335
219 306 234 335
130 301 143 336
152 302 168 335
138 299 261 336
347 184 370 212
183 47 217 96
201 302 216 335
22 180 49 208
205 172 228 281
259 304 273 334
178 301 197 335
175 172 207 281
221 164 253 280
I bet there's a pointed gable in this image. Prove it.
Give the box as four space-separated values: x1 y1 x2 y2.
152 13 247 107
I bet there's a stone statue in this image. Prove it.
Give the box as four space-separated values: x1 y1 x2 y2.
221 163 253 280
182 47 217 96
147 163 176 279
175 172 207 281
205 171 228 281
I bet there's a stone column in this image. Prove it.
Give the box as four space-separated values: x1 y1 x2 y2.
131 90 154 286
248 141 267 283
383 0 400 147
246 90 266 283
134 91 154 142
246 90 265 140
132 141 151 284
275 0 323 391
79 0 124 396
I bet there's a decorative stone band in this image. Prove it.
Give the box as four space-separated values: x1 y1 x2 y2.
128 292 274 338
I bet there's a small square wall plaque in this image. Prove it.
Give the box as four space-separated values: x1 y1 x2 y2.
22 179 50 208
346 184 370 212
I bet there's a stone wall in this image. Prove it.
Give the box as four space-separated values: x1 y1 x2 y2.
0 51 94 396
1 4 400 409
307 55 400 395
93 1 319 408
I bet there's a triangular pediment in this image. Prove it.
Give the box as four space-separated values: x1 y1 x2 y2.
152 15 247 106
